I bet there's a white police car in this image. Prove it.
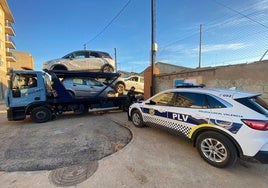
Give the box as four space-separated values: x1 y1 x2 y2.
128 87 268 168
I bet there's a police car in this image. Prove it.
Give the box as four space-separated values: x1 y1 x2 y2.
128 87 268 168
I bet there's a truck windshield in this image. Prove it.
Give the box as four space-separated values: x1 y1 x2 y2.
12 73 37 89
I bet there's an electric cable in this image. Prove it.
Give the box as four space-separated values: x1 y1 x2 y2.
84 0 132 46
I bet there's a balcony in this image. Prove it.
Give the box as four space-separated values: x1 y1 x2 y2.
5 22 15 36
5 35 16 49
6 51 16 62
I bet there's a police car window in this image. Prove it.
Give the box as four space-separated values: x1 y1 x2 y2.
175 92 207 108
206 95 227 108
151 92 175 106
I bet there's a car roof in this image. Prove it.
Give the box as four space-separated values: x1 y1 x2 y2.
68 50 109 55
162 87 260 99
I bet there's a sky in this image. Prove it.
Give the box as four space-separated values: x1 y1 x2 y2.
7 0 268 73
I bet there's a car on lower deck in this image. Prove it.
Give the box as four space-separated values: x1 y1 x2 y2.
62 77 116 98
128 87 268 168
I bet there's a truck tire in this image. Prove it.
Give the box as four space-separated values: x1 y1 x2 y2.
115 83 125 94
196 131 237 168
30 106 52 123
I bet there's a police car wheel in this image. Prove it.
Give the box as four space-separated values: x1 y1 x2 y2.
131 110 144 128
196 131 237 168
30 106 52 123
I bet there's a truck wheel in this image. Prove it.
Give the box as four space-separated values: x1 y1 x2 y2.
30 106 52 123
102 65 114 73
196 131 237 168
131 110 144 128
115 83 125 94
74 104 89 114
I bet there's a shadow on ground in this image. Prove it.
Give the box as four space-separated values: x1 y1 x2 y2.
0 112 132 172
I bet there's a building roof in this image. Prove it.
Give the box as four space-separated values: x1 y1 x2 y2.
0 0 14 22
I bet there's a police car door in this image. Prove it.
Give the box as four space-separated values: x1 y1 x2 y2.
164 92 210 138
142 92 174 127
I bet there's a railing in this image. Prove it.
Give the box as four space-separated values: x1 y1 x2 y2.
5 35 16 47
6 51 16 60
5 22 15 36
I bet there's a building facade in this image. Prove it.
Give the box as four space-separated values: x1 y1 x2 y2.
0 0 15 99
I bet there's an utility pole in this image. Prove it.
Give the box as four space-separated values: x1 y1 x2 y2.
151 0 157 97
114 48 117 72
259 49 268 61
198 24 202 68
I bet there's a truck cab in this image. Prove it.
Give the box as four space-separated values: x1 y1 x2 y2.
5 70 50 108
5 70 54 121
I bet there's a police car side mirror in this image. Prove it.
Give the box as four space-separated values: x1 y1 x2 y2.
146 100 156 105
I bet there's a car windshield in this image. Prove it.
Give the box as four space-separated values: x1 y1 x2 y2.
235 95 268 115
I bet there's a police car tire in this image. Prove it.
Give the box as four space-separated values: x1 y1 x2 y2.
196 131 237 168
131 110 144 128
30 106 52 123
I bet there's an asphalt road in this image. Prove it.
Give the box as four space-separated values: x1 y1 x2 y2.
0 103 268 187
0 108 132 172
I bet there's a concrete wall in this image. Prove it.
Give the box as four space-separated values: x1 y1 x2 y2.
154 60 268 101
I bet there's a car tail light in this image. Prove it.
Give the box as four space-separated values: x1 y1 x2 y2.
242 119 268 131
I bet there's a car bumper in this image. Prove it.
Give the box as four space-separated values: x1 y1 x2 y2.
253 151 268 164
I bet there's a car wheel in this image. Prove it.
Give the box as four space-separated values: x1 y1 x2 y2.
52 65 67 71
196 131 237 168
30 106 52 123
102 65 114 73
115 83 125 94
131 110 144 128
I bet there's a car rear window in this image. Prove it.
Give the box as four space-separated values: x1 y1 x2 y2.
99 52 112 59
235 96 268 115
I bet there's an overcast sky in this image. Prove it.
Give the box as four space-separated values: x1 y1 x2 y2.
8 0 268 72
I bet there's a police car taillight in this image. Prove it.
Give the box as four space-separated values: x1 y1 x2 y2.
242 119 268 131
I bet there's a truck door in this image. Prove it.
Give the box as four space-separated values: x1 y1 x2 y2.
6 73 46 107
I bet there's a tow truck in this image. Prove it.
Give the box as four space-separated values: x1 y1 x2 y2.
5 69 127 123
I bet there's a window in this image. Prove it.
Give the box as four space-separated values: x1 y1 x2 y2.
235 96 268 115
206 95 228 108
130 77 138 82
87 79 103 87
0 40 3 50
175 92 206 108
73 51 87 59
73 78 85 85
151 92 176 106
90 52 99 58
